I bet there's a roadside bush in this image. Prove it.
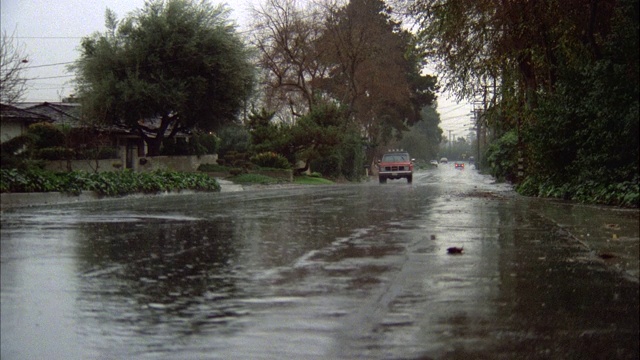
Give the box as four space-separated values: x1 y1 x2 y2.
1 135 37 170
484 130 518 183
0 168 64 193
229 168 243 176
337 130 365 181
311 153 342 179
516 175 639 208
0 169 220 196
218 151 251 170
250 152 291 169
1 134 35 155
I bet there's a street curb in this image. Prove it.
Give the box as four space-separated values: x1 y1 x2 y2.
1 191 103 209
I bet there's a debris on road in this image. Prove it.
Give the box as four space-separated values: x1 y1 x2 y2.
447 246 464 254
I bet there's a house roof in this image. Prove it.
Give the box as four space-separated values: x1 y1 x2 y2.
25 102 82 127
0 103 51 124
7 102 190 138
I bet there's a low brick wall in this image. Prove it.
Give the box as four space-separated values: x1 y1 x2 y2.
44 159 124 173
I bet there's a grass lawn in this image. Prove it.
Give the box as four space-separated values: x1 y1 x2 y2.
228 173 335 186
294 175 334 185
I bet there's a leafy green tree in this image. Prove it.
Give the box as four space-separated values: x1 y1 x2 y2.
484 130 518 182
250 0 437 167
408 0 638 206
290 101 345 172
73 0 255 156
246 101 364 179
396 106 443 161
246 108 294 161
216 125 250 159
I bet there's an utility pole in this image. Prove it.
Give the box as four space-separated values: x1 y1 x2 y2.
448 130 453 158
472 103 483 171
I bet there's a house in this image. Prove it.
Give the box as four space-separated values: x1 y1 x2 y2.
1 102 144 170
2 102 212 172
0 103 50 142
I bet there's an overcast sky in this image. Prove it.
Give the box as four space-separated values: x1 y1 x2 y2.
1 0 472 137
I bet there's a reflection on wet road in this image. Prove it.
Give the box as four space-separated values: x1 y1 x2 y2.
1 166 638 359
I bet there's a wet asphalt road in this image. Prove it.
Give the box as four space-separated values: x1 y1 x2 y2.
1 166 638 359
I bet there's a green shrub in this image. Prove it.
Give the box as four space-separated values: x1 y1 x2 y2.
191 132 218 155
27 122 65 149
35 147 75 160
198 163 230 172
0 169 220 195
311 153 342 179
229 168 243 176
250 152 291 169
1 134 35 155
219 151 251 169
516 174 639 208
484 130 518 182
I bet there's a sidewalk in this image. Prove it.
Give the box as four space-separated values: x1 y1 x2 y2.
530 198 639 282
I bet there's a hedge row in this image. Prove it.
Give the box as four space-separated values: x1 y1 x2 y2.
0 169 220 196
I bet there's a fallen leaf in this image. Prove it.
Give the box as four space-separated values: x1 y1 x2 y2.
604 223 621 230
447 247 463 254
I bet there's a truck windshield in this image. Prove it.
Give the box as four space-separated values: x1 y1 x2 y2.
382 154 408 162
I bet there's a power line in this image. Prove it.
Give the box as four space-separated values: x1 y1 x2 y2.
24 61 76 69
15 36 83 39
438 104 469 116
23 74 75 81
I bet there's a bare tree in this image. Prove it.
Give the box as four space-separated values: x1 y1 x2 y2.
249 0 329 123
0 29 29 104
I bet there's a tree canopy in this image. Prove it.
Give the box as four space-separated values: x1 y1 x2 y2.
250 0 438 162
408 0 639 206
319 0 437 152
73 0 255 155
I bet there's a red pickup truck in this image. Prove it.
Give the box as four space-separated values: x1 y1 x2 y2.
377 151 414 184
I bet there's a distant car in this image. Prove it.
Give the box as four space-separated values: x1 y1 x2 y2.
430 160 439 167
439 157 448 164
455 162 465 169
378 150 414 184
